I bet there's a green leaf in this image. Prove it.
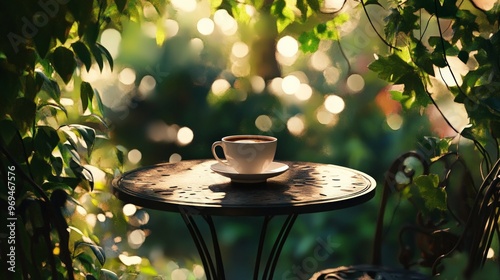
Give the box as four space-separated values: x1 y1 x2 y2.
50 46 76 84
298 31 320 53
42 182 73 194
72 41 92 72
210 0 223 11
34 126 60 158
96 43 114 71
51 155 64 176
368 54 414 83
69 124 96 154
458 50 469 64
99 269 119 280
306 0 320 11
271 0 295 32
115 0 128 12
364 0 383 7
412 39 435 75
36 70 61 103
414 174 447 212
74 241 106 265
297 0 308 21
89 89 105 117
12 98 37 132
90 44 104 71
80 81 94 112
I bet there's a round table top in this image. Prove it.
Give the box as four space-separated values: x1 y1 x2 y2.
112 159 377 216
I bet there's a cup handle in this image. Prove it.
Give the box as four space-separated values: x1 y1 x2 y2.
211 141 230 166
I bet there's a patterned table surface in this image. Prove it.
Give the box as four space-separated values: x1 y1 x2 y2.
112 159 377 216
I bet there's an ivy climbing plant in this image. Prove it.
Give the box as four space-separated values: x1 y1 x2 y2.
0 0 168 279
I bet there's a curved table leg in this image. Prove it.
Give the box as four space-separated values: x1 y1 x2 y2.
259 214 298 280
180 207 297 280
179 207 224 280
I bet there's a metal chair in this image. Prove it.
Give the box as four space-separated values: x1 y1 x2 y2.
310 152 500 280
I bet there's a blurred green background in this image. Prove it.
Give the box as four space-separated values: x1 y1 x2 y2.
85 1 470 279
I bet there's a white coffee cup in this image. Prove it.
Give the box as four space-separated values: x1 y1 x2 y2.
211 135 277 174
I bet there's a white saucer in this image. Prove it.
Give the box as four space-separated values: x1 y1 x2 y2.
210 162 289 183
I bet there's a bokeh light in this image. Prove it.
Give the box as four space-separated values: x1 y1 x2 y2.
141 22 157 38
213 9 238 35
189 38 204 55
386 114 403 130
128 229 146 249
143 2 158 20
324 95 345 114
211 79 231 96
296 84 313 101
128 149 142 164
138 75 157 96
97 213 106 222
310 51 331 71
277 36 299 58
164 19 180 38
100 29 121 59
177 127 194 145
255 115 273 131
119 68 136 85
123 204 137 216
197 18 215 35
171 0 197 12
323 66 341 85
169 153 182 163
119 254 142 266
269 77 284 96
346 74 365 93
86 214 96 228
321 0 346 13
282 75 301 95
250 76 266 93
193 265 205 278
287 115 305 136
171 268 190 280
232 42 249 58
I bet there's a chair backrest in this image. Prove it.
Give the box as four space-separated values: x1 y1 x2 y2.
371 150 495 274
371 151 430 266
433 159 500 277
